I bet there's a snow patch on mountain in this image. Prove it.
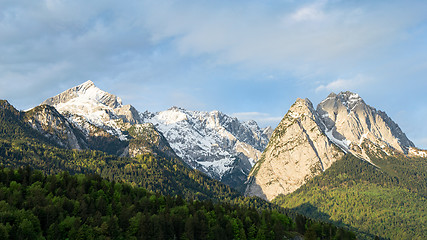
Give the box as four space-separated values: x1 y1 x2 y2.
40 80 272 190
144 107 271 184
409 147 427 158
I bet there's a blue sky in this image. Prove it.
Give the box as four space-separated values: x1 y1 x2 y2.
1 0 427 148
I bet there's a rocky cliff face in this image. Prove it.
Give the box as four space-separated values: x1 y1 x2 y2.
317 92 414 160
246 92 417 201
144 107 271 192
245 98 344 200
25 105 88 150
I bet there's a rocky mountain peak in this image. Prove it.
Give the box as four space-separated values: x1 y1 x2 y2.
317 91 414 157
337 91 364 112
262 126 274 139
0 100 12 109
168 106 186 112
146 107 272 191
245 96 344 200
25 104 88 150
42 80 123 110
318 91 364 115
155 108 189 125
287 98 316 120
79 79 95 89
246 91 418 200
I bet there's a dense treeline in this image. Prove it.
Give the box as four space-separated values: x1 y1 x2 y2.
0 100 52 143
0 138 243 203
370 154 427 198
0 134 306 219
274 154 427 240
0 167 356 239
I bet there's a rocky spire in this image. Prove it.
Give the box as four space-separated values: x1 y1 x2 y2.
245 91 416 201
317 91 414 158
245 98 344 201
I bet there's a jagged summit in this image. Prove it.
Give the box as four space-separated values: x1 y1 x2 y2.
245 97 344 200
319 91 364 113
336 91 364 112
246 91 417 200
168 106 186 111
38 80 272 191
42 80 123 109
286 98 316 119
81 79 95 87
145 106 272 191
317 91 414 157
41 81 144 126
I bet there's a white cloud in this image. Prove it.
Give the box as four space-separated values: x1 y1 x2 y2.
1 0 427 125
290 0 326 22
315 75 371 93
139 0 427 73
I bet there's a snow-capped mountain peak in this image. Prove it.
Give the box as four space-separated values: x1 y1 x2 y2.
56 80 122 108
41 81 143 141
40 81 273 192
145 107 272 191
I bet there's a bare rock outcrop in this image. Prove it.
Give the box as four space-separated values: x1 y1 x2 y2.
246 92 417 201
245 98 344 201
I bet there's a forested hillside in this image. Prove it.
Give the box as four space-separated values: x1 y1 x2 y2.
274 154 427 239
0 167 356 239
0 100 52 143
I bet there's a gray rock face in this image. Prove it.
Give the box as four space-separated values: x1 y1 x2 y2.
25 105 88 150
246 92 416 201
144 107 272 192
262 126 274 139
317 91 414 159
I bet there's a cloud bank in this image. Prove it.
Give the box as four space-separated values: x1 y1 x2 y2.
1 0 427 148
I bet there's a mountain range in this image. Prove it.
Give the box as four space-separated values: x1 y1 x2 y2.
1 80 425 239
33 80 271 191
245 91 422 201
19 81 427 194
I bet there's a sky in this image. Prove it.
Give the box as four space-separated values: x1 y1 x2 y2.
1 0 427 148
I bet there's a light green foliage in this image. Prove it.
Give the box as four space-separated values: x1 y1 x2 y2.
274 154 427 240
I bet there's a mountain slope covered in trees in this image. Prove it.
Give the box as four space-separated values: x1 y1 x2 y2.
0 167 358 239
273 154 427 239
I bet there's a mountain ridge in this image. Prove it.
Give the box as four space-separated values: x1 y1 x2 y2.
246 91 422 200
38 80 272 191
